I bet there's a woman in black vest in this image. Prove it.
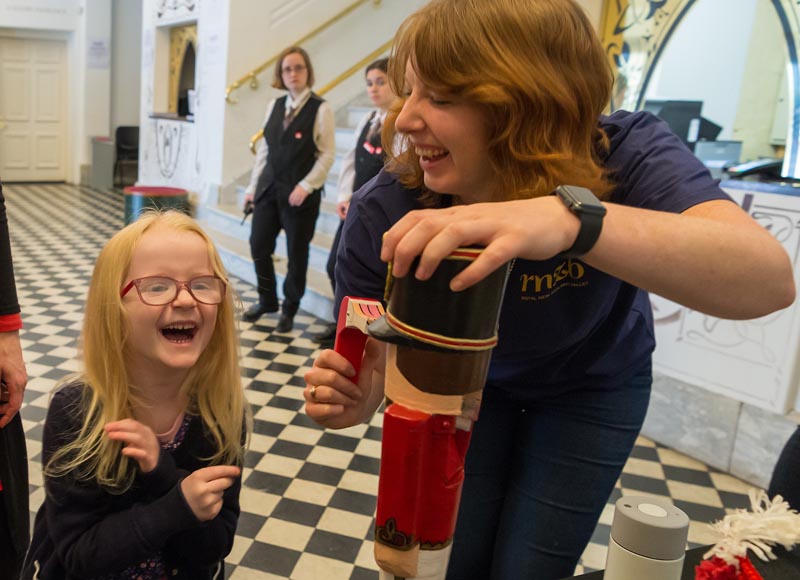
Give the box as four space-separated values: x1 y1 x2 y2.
243 46 335 332
313 58 395 345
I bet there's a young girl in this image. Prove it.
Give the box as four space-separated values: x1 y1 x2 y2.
304 0 795 578
23 211 249 580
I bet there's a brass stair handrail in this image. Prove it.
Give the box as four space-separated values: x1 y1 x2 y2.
226 0 381 104
247 39 393 154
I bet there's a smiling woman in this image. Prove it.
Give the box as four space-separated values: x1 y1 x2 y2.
303 1 795 579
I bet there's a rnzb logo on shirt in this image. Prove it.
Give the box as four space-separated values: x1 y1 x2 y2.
518 259 587 301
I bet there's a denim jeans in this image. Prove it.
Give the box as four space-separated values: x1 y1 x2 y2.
446 365 652 580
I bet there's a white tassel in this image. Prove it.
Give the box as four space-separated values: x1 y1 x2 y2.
703 489 800 566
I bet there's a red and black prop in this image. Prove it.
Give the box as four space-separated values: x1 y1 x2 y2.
336 248 509 580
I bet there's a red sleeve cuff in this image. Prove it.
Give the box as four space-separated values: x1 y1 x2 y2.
0 313 22 332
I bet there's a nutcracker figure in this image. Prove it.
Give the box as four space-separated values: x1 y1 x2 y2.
335 247 510 580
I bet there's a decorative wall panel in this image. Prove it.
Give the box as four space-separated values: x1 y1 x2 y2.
651 186 800 413
601 0 800 177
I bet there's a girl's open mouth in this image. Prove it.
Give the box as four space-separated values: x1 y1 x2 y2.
161 323 198 343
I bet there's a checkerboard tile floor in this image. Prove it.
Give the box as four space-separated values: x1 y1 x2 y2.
6 183 760 579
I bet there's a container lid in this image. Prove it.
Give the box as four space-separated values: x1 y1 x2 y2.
610 496 690 560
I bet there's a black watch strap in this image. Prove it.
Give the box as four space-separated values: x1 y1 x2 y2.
555 185 606 259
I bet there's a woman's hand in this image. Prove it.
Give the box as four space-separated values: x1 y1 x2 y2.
289 184 310 207
0 331 27 428
336 201 350 220
180 465 241 522
381 197 578 291
105 419 161 473
304 338 386 429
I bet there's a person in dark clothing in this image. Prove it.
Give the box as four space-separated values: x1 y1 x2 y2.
0 181 29 580
313 57 395 346
769 426 800 510
242 46 335 332
303 1 796 578
22 211 249 580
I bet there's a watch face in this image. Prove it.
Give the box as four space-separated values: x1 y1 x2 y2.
557 185 606 216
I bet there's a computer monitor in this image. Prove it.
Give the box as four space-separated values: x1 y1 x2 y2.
694 140 742 179
642 99 667 116
691 117 722 144
643 99 708 150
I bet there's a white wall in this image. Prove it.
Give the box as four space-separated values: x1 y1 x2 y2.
71 0 111 181
575 0 603 30
195 0 230 193
732 0 788 160
645 0 757 140
0 0 80 30
110 0 142 132
0 0 110 182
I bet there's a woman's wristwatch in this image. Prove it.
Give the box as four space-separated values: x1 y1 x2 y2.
554 185 606 258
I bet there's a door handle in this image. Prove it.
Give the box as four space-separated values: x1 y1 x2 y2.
0 118 6 130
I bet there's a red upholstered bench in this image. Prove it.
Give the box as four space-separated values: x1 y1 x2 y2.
123 186 190 225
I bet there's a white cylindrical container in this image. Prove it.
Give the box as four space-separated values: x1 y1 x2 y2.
604 496 690 580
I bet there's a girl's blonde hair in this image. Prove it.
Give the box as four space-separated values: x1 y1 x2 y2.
384 0 614 204
47 210 249 491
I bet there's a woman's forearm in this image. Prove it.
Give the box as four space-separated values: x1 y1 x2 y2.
586 199 796 319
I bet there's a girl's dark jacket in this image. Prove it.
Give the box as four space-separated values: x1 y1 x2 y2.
22 383 241 580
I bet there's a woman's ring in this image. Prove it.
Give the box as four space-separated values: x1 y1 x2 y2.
310 386 317 400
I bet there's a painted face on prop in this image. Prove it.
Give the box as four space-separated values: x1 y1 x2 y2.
121 227 221 379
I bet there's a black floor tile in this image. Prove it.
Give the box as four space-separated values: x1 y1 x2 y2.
245 471 292 495
662 465 715 487
306 529 363 563
319 432 360 452
239 541 301 577
330 489 378 517
271 498 325 527
297 462 346 486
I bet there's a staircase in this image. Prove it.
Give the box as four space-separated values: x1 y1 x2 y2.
195 104 375 322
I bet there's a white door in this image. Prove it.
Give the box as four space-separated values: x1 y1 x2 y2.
0 37 67 182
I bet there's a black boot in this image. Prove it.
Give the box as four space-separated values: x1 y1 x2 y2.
275 313 294 333
243 301 278 323
312 322 337 343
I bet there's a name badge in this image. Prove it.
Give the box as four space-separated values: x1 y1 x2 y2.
363 142 382 155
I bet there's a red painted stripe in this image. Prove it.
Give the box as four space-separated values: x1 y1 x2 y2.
387 312 496 349
450 248 482 260
366 303 384 318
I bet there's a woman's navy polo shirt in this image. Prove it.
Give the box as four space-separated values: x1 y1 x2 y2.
334 110 731 395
